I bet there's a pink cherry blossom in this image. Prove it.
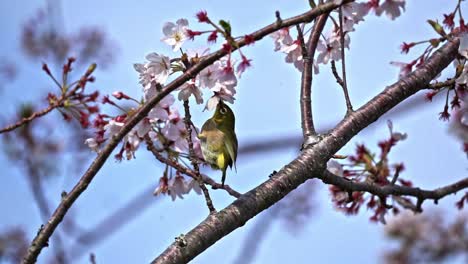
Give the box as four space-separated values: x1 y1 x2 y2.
282 39 304 71
148 94 175 122
390 60 416 79
178 79 203 104
84 138 99 152
375 0 406 21
104 119 124 138
161 19 189 51
270 28 293 51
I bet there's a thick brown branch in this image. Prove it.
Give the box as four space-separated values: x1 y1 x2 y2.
300 14 329 142
152 40 460 264
22 3 349 262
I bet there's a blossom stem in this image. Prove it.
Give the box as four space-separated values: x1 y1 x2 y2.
339 6 353 113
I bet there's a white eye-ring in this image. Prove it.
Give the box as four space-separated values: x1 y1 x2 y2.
220 107 227 114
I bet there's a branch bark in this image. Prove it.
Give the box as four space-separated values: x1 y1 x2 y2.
151 40 460 264
300 14 329 143
22 3 353 262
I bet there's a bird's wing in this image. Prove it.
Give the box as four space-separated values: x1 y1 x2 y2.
224 130 238 171
199 119 216 141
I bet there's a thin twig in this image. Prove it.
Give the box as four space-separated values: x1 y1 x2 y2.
427 78 456 90
338 6 353 113
321 170 468 208
182 100 216 213
0 104 60 133
145 136 241 198
0 73 85 134
390 170 401 185
330 60 345 87
296 24 308 59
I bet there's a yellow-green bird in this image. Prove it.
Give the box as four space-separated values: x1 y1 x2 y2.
198 101 238 187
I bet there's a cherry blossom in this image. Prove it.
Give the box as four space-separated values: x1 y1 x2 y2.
390 60 416 79
270 28 293 51
236 54 252 77
199 58 238 110
124 130 141 160
199 60 223 89
145 52 171 84
161 19 189 51
316 37 342 65
84 138 99 152
187 179 202 195
327 159 344 176
449 92 468 147
134 52 171 93
387 120 407 141
178 79 203 104
135 118 152 138
375 0 406 21
148 94 175 122
104 119 124 138
153 176 169 196
168 174 204 201
341 2 370 24
282 40 304 71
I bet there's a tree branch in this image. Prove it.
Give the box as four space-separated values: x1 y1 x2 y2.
300 14 329 144
338 6 353 113
151 39 460 264
22 3 350 262
182 100 216 213
0 104 59 134
320 170 468 209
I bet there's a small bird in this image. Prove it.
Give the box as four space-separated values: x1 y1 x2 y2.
198 101 238 187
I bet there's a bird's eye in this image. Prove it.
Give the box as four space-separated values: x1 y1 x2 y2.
220 107 227 114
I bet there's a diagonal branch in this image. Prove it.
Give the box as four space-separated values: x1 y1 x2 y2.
22 2 352 262
151 40 460 264
0 105 59 134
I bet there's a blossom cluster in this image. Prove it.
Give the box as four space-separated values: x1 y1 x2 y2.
383 211 468 263
271 0 406 73
327 120 411 223
42 58 100 129
84 12 254 200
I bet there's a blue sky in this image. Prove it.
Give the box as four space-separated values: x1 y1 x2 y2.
0 0 466 263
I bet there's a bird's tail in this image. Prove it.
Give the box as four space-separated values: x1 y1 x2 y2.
221 169 226 187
